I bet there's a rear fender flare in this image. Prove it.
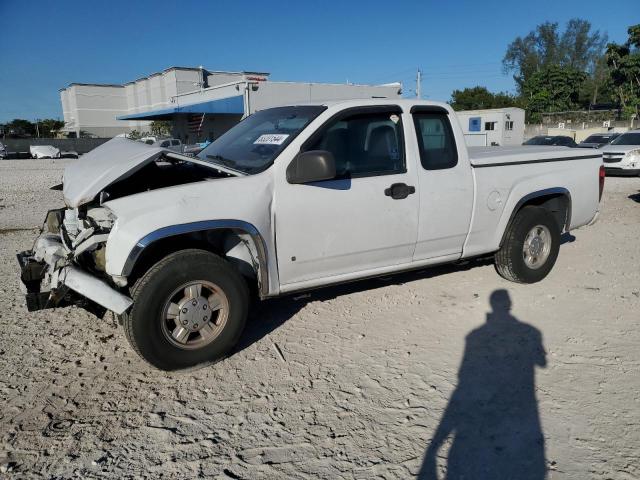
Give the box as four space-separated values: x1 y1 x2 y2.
499 187 572 247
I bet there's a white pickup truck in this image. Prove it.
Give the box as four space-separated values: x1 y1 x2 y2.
17 100 604 370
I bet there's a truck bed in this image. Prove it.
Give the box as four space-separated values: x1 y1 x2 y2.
468 146 601 167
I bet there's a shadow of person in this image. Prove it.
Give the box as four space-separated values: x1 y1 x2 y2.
418 289 547 480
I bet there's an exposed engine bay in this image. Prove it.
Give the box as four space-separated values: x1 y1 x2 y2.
18 206 123 318
100 155 235 203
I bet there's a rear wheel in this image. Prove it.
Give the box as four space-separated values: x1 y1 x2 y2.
495 206 561 283
122 249 249 370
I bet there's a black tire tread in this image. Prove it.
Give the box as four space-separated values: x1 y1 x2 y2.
495 206 560 284
121 248 248 370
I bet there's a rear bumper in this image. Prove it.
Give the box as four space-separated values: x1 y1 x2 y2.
604 167 640 176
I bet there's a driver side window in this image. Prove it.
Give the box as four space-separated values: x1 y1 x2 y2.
305 110 405 178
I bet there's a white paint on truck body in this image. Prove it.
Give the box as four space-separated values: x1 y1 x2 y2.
26 99 602 313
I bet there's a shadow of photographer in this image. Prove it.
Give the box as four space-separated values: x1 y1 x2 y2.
419 289 547 480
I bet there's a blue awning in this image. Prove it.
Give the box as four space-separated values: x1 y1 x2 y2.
117 95 244 120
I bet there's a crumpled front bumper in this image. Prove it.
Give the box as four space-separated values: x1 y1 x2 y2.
17 229 133 317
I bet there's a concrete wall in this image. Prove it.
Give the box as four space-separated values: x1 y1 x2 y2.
60 84 134 137
2 138 109 155
175 69 204 95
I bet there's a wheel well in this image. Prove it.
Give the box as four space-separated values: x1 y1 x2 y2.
501 191 571 246
127 228 261 293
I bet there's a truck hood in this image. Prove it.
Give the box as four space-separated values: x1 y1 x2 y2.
63 137 239 207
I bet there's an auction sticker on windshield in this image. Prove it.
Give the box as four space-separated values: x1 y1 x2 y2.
254 134 289 145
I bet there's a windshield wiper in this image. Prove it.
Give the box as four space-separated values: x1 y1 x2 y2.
207 155 236 167
205 154 247 174
206 154 236 167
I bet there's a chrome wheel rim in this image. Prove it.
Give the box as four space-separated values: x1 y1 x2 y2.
522 224 552 270
160 281 229 350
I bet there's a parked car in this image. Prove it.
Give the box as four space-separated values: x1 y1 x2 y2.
0 142 6 159
577 133 621 149
139 136 160 144
523 135 577 147
17 100 604 370
600 129 640 176
150 138 183 153
183 140 212 156
30 145 61 159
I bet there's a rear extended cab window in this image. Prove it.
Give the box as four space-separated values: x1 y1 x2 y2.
411 107 458 170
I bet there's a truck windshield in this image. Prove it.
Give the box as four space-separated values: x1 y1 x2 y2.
610 132 640 146
198 105 326 174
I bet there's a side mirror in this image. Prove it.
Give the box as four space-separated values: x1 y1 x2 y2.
286 150 336 184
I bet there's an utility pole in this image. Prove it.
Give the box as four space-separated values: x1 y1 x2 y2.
416 68 422 99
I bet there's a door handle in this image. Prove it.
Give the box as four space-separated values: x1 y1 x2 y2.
384 183 416 200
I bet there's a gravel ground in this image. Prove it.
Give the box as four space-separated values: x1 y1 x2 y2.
0 159 639 479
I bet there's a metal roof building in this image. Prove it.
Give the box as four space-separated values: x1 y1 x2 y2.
59 66 402 141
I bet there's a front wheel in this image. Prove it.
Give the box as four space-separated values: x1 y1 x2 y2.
122 249 249 370
495 206 561 283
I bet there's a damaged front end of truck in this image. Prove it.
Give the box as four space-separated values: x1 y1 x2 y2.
17 137 243 318
17 205 130 317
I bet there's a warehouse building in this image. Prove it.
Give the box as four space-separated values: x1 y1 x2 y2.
59 66 402 140
455 107 525 146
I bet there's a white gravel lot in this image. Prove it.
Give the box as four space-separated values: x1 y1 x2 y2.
0 159 639 479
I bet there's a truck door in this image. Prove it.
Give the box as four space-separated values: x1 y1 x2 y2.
275 106 420 287
410 106 474 260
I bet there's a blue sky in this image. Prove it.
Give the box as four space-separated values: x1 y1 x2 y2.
0 0 637 122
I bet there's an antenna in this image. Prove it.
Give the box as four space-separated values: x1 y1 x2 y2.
416 68 422 99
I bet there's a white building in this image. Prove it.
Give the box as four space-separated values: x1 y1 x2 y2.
60 66 402 140
455 107 525 147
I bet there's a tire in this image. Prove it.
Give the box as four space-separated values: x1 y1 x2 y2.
495 206 561 284
122 249 249 370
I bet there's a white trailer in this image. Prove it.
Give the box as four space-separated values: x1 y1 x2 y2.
455 107 525 147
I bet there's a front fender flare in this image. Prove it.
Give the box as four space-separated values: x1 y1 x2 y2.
120 219 270 297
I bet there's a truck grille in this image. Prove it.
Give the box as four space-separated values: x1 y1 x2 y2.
603 153 624 163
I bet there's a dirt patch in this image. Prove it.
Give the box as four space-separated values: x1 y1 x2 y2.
0 160 638 479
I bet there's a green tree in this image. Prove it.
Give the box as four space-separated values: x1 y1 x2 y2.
150 120 171 136
605 24 640 119
503 19 607 91
449 86 517 111
521 66 587 122
37 119 64 137
5 119 35 136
